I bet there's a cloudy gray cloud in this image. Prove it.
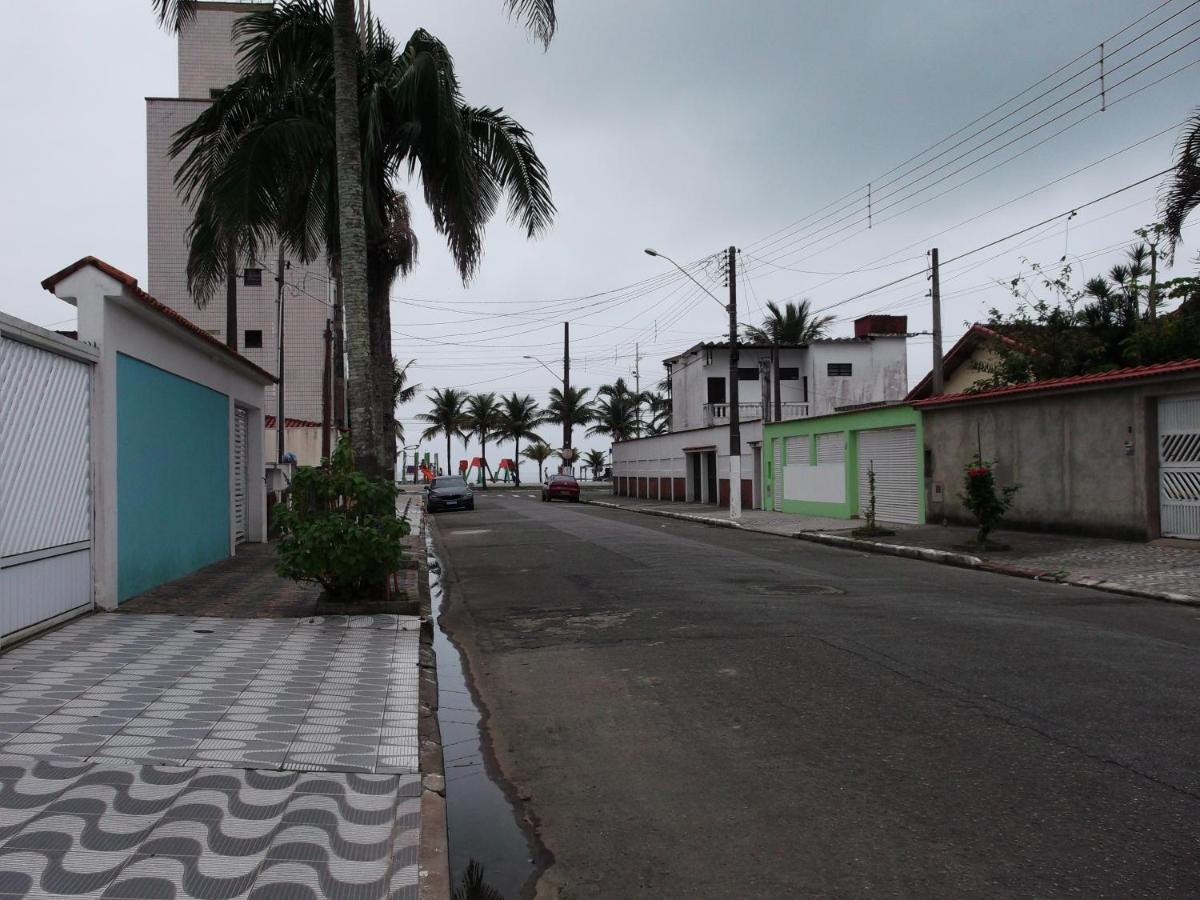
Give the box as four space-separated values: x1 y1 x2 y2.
2 1 1195 472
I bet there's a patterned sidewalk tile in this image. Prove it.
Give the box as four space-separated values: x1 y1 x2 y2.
0 615 420 776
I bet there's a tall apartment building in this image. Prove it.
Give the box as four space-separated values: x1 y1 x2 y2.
147 1 340 455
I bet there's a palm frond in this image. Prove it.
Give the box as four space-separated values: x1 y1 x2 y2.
501 0 557 48
463 106 555 239
1161 109 1200 258
151 0 197 33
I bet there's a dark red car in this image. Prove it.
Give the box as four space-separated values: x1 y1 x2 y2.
542 474 581 503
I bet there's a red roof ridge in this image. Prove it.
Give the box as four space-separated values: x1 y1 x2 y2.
913 358 1200 407
41 256 276 384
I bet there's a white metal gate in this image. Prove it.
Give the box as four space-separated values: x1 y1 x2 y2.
857 426 920 524
1159 395 1200 539
0 327 94 641
773 438 783 511
233 407 248 544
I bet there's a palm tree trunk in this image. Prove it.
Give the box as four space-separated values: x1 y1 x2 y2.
446 433 452 478
513 437 520 485
480 435 488 488
368 250 396 473
332 0 378 477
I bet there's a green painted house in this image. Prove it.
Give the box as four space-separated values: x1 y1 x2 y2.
762 404 925 524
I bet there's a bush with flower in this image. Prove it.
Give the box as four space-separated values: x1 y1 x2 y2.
961 455 1019 545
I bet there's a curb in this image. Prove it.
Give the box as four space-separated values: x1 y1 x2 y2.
414 519 451 900
582 498 1199 608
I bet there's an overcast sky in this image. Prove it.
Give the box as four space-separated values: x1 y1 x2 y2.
2 1 1197 474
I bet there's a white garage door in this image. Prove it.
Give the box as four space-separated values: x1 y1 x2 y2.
773 438 783 511
1159 395 1200 539
857 426 919 525
233 407 248 544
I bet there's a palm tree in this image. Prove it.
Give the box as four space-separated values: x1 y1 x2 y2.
588 391 639 442
463 393 505 487
392 359 420 446
543 386 593 464
1161 110 1200 257
583 449 607 481
168 1 556 476
521 442 553 483
643 392 671 435
742 299 834 344
496 393 544 484
417 388 467 477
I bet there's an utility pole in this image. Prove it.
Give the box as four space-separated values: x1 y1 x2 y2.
930 247 944 397
633 342 641 436
759 355 772 423
562 321 571 471
225 248 238 351
321 320 333 461
772 344 781 422
1149 239 1159 321
275 247 287 463
727 245 742 520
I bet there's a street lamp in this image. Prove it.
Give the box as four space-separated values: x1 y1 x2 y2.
523 354 576 472
645 246 742 520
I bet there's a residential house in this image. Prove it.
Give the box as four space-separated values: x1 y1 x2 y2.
611 316 910 509
0 257 273 643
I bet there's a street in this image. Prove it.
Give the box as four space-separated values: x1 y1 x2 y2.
434 494 1200 899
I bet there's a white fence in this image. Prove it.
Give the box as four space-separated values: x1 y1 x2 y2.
0 315 96 642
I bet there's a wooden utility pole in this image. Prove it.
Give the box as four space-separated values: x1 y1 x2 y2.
930 247 944 397
759 355 772 423
727 246 742 520
634 342 641 435
275 246 286 463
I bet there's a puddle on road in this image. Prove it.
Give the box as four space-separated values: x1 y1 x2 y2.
426 531 537 899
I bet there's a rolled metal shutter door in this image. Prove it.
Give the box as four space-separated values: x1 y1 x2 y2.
233 407 248 544
856 426 919 524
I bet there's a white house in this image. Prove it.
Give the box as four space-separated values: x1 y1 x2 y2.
14 256 275 620
611 315 910 511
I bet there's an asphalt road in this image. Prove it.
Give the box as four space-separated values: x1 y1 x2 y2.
433 492 1200 899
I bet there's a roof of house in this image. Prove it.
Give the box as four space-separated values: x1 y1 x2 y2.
265 415 325 429
664 334 900 366
41 256 277 384
905 323 1026 401
912 358 1200 408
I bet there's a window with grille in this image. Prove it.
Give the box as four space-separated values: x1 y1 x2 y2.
737 367 759 381
827 363 852 377
243 268 263 287
244 330 263 349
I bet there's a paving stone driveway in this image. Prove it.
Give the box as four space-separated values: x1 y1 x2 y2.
0 614 421 899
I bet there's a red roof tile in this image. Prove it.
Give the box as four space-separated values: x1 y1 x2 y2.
265 415 325 429
912 358 1200 407
41 256 277 384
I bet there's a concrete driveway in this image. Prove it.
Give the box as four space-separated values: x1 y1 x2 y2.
0 613 420 899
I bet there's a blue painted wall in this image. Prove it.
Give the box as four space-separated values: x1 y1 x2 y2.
116 354 229 601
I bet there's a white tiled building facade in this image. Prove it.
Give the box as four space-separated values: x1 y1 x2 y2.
147 1 335 434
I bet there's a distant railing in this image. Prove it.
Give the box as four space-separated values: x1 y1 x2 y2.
703 401 809 426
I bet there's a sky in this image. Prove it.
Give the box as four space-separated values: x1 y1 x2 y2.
2 0 1198 478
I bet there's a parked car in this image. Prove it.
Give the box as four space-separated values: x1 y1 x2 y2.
542 474 581 503
426 475 475 512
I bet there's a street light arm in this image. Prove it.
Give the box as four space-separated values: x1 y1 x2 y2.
522 355 565 385
644 249 727 311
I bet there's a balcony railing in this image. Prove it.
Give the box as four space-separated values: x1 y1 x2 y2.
703 401 809 426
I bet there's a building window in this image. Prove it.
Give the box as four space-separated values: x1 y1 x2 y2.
778 367 800 380
244 330 263 349
737 367 759 381
209 88 225 100
706 377 726 404
827 363 853 377
243 268 263 287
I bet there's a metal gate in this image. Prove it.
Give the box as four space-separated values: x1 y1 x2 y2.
0 325 94 641
857 426 920 524
773 438 783 511
233 407 248 544
1159 395 1200 539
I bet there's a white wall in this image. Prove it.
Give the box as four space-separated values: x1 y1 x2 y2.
611 420 763 500
667 337 908 430
51 263 272 609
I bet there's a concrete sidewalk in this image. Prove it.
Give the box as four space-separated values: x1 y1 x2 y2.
586 494 1200 604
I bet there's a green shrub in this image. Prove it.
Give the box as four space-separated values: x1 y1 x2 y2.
961 455 1019 545
274 441 410 602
